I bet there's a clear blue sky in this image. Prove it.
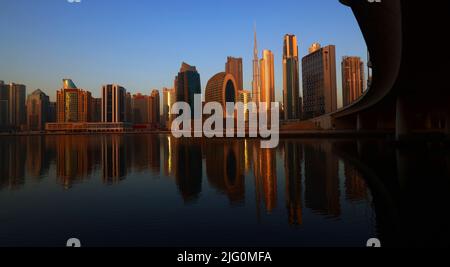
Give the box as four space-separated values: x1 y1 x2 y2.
0 0 366 107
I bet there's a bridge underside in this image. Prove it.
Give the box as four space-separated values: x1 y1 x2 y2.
320 0 450 140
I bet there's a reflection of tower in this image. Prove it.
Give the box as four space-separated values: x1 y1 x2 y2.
131 135 150 171
161 135 175 177
304 142 341 217
26 136 50 178
284 141 303 225
344 163 368 202
56 136 94 189
101 135 127 185
148 135 160 174
174 139 202 202
253 142 277 214
0 137 26 190
205 140 245 204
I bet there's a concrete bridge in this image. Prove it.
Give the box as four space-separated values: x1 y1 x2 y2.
293 0 450 141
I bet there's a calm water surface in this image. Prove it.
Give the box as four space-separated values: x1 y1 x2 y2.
0 135 449 247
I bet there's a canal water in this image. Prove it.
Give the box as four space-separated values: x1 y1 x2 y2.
0 135 448 247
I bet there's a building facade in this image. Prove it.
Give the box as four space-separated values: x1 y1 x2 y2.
283 34 301 120
239 90 252 122
8 83 27 129
225 57 243 92
101 84 126 123
92 98 102 122
0 81 8 128
162 88 175 129
302 44 337 119
26 89 50 131
175 62 201 115
260 50 275 111
132 93 149 124
205 72 238 109
149 89 160 126
56 79 92 123
342 56 365 107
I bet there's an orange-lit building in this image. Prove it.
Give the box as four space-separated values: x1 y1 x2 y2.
56 79 92 123
342 56 365 107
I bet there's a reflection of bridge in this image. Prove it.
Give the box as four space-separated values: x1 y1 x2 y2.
307 1 449 141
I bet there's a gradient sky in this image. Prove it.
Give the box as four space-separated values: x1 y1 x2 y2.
0 0 366 107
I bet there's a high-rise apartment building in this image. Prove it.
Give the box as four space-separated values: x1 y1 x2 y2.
342 56 365 107
283 34 301 120
302 44 337 119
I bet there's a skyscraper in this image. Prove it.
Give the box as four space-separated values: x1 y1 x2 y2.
342 56 365 107
8 83 26 129
225 57 243 92
175 62 201 116
252 27 260 104
131 93 149 124
283 34 301 120
101 84 126 123
162 88 175 129
260 50 275 111
149 89 160 126
302 44 337 119
26 89 50 131
0 81 8 128
57 79 92 123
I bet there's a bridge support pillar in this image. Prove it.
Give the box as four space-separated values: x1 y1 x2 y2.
396 95 410 141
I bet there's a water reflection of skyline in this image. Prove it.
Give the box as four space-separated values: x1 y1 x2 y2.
0 135 373 224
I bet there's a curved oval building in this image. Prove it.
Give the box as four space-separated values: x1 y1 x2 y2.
205 72 238 108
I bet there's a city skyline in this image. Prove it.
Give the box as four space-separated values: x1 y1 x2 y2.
0 0 367 107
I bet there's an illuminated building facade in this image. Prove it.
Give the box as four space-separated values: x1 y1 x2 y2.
101 84 126 123
162 88 175 129
225 57 243 92
302 44 337 119
204 72 238 117
342 56 365 107
56 79 92 123
283 34 301 120
260 50 275 110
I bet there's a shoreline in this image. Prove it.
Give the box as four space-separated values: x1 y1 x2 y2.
1 130 448 140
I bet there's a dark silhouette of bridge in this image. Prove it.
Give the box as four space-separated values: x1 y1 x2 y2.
286 0 450 141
